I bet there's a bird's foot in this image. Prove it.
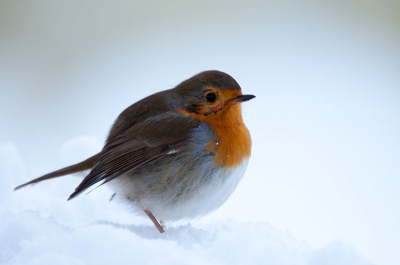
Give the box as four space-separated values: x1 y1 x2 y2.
143 209 165 233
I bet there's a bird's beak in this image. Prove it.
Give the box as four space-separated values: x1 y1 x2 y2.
230 94 256 104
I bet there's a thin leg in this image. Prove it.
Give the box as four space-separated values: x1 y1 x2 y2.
143 209 165 233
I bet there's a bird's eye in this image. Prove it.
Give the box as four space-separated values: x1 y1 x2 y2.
205 93 216 103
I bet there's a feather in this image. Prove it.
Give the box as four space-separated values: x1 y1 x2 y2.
67 112 200 200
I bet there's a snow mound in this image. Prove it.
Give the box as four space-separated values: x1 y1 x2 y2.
0 211 373 265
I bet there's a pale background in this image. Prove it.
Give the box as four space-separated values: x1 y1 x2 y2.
1 1 399 265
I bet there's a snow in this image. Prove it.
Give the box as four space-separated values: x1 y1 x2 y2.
0 142 372 265
0 211 372 265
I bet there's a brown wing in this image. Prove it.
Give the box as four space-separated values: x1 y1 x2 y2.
68 112 200 200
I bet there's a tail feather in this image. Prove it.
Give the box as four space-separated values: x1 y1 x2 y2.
14 153 100 191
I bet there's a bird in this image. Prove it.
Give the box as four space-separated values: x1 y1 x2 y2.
14 70 255 233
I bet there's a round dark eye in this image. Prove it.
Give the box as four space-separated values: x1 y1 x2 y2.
205 93 216 103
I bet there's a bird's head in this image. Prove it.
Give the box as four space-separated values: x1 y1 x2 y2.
174 70 255 123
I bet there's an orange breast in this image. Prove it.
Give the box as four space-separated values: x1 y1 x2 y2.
178 103 251 169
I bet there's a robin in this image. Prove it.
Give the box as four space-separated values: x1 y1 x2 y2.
15 70 255 233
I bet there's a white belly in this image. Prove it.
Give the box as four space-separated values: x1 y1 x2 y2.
110 159 249 221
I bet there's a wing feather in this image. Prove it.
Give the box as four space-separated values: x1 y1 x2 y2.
68 112 200 200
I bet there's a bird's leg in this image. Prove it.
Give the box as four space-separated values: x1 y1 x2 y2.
143 209 165 233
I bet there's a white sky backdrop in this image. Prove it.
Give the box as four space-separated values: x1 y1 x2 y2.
0 1 399 265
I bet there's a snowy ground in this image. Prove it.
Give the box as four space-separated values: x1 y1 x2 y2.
1 142 372 265
1 211 372 265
